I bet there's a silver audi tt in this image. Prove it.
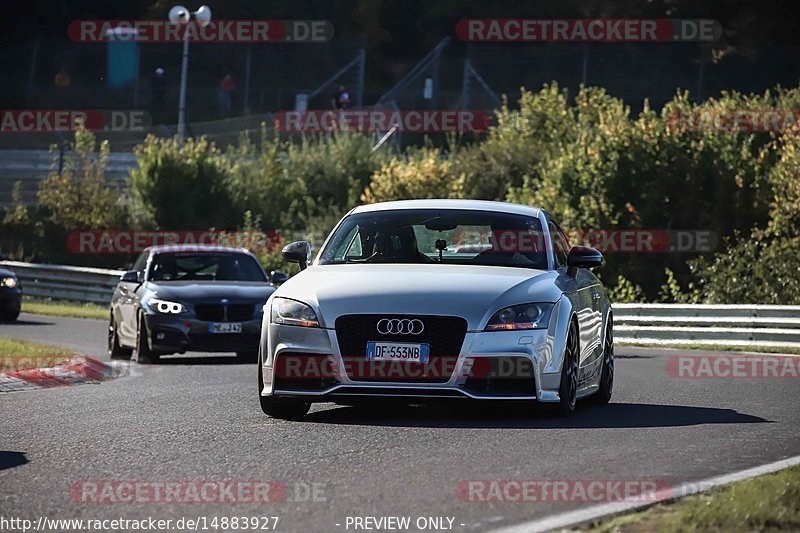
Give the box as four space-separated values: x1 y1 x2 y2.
258 200 613 418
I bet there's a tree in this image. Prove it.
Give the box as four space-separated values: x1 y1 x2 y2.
37 126 123 230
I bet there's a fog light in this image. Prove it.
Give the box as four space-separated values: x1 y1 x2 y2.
156 332 165 340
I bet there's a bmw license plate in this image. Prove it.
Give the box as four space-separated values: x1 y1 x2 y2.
366 341 430 363
209 322 242 334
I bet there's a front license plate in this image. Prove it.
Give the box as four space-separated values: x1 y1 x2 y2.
366 341 430 363
209 322 242 334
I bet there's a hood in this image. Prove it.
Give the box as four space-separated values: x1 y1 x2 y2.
145 280 274 304
274 264 561 331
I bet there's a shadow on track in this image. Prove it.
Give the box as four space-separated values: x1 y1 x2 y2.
157 354 254 365
301 402 770 429
0 451 29 470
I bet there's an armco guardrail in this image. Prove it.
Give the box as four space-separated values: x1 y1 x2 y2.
0 261 124 305
615 303 800 350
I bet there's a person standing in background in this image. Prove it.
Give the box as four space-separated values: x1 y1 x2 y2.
219 74 236 115
54 67 71 88
332 84 351 110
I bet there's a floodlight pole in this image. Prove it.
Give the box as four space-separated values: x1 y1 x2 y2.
177 35 190 140
171 5 211 141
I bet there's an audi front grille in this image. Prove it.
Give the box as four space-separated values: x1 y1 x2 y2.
334 314 467 383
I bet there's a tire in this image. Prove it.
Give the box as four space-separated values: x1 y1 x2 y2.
237 351 258 363
258 348 309 420
553 320 579 417
132 312 159 364
108 314 132 359
591 316 614 405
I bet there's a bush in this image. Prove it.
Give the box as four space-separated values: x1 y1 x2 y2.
361 146 463 203
128 135 237 230
224 127 295 232
685 125 800 304
607 275 645 303
37 127 125 230
281 132 384 230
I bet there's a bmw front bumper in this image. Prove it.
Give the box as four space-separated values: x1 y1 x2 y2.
144 313 263 354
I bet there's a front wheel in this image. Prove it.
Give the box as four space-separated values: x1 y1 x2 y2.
132 313 159 364
591 317 614 405
553 320 579 417
108 314 132 359
258 348 309 419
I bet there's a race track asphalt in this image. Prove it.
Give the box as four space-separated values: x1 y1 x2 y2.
1 313 798 532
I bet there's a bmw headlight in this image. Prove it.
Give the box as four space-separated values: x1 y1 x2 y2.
147 298 185 314
271 297 319 327
1 277 17 288
485 303 554 331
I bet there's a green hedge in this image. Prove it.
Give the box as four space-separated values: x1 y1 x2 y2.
2 84 799 303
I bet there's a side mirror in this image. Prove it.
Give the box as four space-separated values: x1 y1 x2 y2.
281 241 311 270
566 246 603 276
270 270 289 285
121 270 140 283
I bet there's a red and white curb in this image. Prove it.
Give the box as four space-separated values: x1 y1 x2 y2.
0 356 118 393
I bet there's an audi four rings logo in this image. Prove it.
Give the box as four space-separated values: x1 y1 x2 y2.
377 318 425 335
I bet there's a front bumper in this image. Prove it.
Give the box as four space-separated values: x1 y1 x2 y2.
144 313 263 353
260 322 564 402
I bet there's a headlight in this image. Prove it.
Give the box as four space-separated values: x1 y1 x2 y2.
147 298 185 314
485 303 554 331
1 277 17 288
271 297 319 327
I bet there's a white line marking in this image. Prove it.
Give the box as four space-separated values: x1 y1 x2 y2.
489 454 800 533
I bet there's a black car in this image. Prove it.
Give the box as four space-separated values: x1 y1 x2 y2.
108 245 283 363
0 267 22 321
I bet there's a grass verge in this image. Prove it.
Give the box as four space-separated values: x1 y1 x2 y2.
21 299 107 320
0 337 76 372
579 464 800 532
618 342 800 355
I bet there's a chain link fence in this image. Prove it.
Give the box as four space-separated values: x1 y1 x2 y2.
3 36 799 207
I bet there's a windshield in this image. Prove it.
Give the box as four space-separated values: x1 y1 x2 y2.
148 252 267 282
319 209 548 269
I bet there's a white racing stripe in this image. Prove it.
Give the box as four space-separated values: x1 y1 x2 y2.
490 454 800 533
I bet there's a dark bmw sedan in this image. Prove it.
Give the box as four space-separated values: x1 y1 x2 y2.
109 245 281 363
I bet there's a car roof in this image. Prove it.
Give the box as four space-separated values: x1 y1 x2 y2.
145 244 252 255
350 199 542 217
